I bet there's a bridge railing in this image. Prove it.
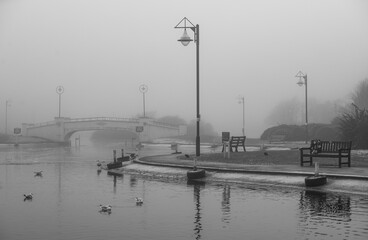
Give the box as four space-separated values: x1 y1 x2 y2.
68 117 179 129
68 117 140 123
24 120 58 128
24 117 180 129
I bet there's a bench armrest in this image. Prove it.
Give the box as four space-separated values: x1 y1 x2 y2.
339 148 351 153
299 147 311 153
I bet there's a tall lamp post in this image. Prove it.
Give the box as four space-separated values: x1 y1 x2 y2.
175 17 200 157
5 100 11 134
139 84 148 118
56 86 64 118
238 96 245 136
295 71 308 143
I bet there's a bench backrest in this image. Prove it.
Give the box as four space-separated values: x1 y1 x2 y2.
230 136 246 144
313 141 352 153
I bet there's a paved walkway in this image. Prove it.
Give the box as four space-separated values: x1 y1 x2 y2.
136 154 368 180
107 154 368 195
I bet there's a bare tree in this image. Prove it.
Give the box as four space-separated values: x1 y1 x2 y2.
351 78 368 110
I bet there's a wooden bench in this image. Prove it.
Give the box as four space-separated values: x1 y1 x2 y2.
299 140 352 168
229 136 246 152
268 134 286 143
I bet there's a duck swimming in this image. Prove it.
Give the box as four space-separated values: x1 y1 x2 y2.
24 193 33 200
135 197 143 205
34 171 43 177
99 204 112 212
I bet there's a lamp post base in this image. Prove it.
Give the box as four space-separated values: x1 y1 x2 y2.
187 169 206 180
305 175 327 187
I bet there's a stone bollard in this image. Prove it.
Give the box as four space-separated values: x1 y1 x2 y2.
314 162 319 176
223 141 230 159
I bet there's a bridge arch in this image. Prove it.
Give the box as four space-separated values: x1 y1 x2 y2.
22 117 187 144
63 128 139 142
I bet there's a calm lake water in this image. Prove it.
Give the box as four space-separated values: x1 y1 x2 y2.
1 138 368 240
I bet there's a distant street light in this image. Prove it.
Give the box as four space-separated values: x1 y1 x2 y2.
5 100 11 134
139 84 148 118
175 17 200 157
56 86 64 118
295 71 308 143
238 96 245 136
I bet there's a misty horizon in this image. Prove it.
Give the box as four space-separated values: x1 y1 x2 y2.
1 0 367 138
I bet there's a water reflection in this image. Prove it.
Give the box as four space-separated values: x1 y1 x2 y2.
113 175 117 193
130 175 138 188
2 143 368 240
107 172 119 193
189 182 204 240
299 190 351 220
298 190 352 239
221 185 231 224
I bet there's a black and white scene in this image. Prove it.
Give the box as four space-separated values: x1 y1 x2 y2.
1 0 368 239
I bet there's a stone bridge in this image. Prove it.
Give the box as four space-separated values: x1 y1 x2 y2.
22 117 187 144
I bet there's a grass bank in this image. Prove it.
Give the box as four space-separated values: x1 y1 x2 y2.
180 149 368 168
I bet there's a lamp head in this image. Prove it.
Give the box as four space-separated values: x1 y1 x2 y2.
297 80 304 87
178 29 193 46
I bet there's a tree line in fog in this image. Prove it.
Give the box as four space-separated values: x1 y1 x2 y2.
262 78 368 149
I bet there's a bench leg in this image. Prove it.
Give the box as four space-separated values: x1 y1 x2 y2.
309 156 313 166
300 150 304 166
339 155 342 168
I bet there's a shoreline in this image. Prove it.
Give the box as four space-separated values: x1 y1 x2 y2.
107 156 368 196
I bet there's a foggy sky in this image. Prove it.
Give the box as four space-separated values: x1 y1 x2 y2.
1 0 368 137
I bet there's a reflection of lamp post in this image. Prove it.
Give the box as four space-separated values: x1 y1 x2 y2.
139 84 148 118
5 100 11 134
193 183 202 240
238 96 245 136
56 86 64 118
175 17 200 157
295 71 308 143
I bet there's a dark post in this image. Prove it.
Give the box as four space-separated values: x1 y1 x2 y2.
59 94 61 118
304 75 308 144
241 97 245 136
196 24 200 157
56 86 64 118
5 100 9 134
143 92 146 118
